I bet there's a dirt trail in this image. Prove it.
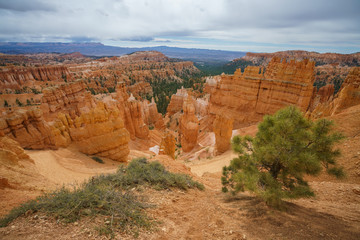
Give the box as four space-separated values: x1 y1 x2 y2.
28 148 117 186
188 150 237 176
0 147 121 217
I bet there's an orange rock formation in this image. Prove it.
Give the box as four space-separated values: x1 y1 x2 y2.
0 107 60 149
166 87 188 116
310 67 360 118
213 115 234 155
0 66 71 91
61 103 130 162
179 95 199 152
41 80 95 120
159 131 176 159
0 136 31 164
142 98 165 130
209 57 315 128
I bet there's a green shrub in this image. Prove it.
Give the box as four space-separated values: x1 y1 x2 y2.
16 98 22 107
0 184 151 234
222 106 344 209
92 158 204 191
92 156 104 164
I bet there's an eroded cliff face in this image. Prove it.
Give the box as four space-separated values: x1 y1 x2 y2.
113 83 152 140
179 95 199 152
0 66 71 92
308 84 334 112
41 80 95 120
0 107 62 149
310 67 360 118
0 80 136 161
0 136 31 164
209 57 315 128
213 115 233 155
0 136 33 190
166 87 188 116
142 98 165 130
58 102 130 162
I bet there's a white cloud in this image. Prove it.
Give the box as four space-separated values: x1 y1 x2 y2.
0 0 359 53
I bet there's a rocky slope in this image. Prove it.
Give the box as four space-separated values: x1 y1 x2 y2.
309 67 360 118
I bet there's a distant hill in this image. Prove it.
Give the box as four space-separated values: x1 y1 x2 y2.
0 42 246 62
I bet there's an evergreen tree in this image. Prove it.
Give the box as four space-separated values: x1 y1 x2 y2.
222 106 345 208
16 98 23 107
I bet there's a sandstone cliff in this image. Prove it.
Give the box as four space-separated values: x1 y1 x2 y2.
209 57 315 128
179 95 199 152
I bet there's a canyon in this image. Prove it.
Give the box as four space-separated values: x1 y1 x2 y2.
0 50 359 239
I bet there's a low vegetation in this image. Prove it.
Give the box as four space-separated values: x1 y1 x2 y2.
91 156 104 164
0 158 204 236
195 59 254 76
222 106 344 209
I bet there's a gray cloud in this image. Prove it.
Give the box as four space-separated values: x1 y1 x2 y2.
0 0 359 53
0 0 56 12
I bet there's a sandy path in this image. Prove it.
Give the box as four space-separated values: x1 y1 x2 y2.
27 148 118 186
189 150 237 176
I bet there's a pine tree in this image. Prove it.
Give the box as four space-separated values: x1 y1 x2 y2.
16 98 23 107
222 106 345 208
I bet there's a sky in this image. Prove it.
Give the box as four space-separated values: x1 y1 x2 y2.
0 0 359 53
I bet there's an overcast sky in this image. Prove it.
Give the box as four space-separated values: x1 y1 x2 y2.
0 0 359 53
